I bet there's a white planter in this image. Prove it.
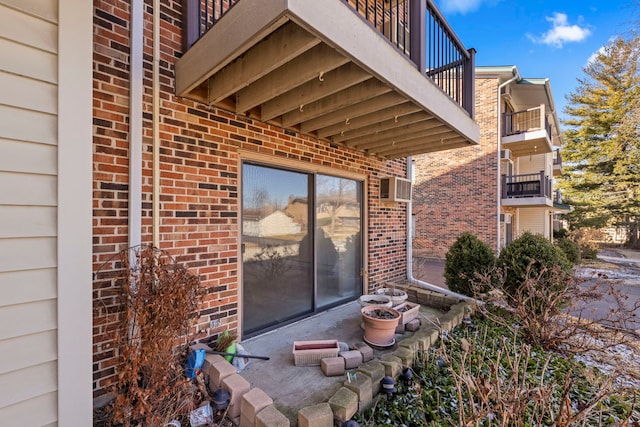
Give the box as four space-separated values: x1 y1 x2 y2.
374 288 408 306
358 294 392 308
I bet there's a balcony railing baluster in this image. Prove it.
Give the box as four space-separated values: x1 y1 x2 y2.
502 172 552 199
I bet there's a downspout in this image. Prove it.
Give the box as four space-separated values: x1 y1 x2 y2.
406 157 472 300
152 0 160 247
496 68 520 253
128 0 143 254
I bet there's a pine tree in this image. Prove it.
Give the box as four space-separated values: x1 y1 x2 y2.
559 36 640 247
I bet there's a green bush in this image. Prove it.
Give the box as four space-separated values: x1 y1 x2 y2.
444 232 496 296
498 232 572 297
569 228 601 260
555 237 581 265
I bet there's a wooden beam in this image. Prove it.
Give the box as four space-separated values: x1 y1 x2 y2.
281 79 391 127
382 138 470 158
235 43 349 113
371 134 467 157
208 23 320 104
317 102 421 138
347 121 446 148
260 63 372 121
300 92 406 133
331 111 433 144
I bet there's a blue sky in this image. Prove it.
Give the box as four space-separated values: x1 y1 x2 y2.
433 0 638 120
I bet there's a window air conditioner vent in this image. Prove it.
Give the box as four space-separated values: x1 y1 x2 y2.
500 213 512 224
500 149 512 161
500 84 512 98
380 177 412 203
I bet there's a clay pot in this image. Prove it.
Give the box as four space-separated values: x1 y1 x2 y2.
361 305 400 348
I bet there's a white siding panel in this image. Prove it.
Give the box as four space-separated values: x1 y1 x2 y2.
0 300 56 341
0 38 57 83
0 4 57 53
0 0 58 23
0 361 57 409
0 72 57 114
0 237 57 273
0 330 57 374
0 105 57 145
0 391 57 426
0 139 57 175
0 172 57 206
0 206 56 238
0 269 56 307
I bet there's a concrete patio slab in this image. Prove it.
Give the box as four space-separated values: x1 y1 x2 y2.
237 300 444 424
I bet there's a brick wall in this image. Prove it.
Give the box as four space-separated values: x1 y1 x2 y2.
92 0 409 398
412 77 499 259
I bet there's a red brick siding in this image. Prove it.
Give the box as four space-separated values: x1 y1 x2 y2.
92 0 409 398
412 78 499 258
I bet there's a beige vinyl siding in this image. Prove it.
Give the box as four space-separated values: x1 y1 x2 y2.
518 208 547 237
0 392 58 426
518 153 548 176
0 0 59 424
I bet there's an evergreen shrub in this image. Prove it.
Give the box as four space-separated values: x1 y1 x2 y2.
444 232 496 296
498 232 572 297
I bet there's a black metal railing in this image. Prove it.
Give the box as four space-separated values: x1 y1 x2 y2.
503 105 551 139
182 0 475 117
424 0 474 117
553 149 562 166
502 172 552 199
347 0 474 116
182 0 239 50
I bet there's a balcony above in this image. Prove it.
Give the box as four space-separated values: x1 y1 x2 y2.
176 0 479 159
502 105 553 156
552 149 562 176
501 172 553 208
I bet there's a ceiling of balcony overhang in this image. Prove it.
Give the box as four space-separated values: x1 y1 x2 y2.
175 1 479 160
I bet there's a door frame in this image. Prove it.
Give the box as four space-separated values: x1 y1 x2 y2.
237 150 368 340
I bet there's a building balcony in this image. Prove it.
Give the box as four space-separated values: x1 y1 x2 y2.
552 189 573 212
176 0 479 159
501 105 553 156
501 172 553 208
552 149 562 176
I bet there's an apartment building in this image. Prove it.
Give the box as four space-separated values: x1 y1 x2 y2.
413 65 569 259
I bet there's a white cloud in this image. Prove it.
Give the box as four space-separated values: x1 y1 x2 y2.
530 12 591 48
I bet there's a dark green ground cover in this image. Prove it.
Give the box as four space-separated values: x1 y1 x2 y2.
355 308 639 426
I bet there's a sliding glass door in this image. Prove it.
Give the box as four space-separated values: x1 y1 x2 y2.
242 163 363 336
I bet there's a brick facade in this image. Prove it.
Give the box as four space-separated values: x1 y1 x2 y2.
412 77 499 258
92 0 409 398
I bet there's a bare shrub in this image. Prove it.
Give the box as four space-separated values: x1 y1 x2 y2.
429 323 638 426
569 228 604 260
470 263 640 389
105 245 202 426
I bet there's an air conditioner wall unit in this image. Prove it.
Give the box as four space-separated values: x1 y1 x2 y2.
500 149 512 161
380 176 412 203
500 213 512 224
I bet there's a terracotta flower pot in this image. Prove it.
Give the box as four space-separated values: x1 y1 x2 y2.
361 305 400 348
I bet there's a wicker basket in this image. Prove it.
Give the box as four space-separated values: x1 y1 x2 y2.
292 340 340 366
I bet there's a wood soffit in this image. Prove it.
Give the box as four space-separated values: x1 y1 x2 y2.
178 20 475 159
